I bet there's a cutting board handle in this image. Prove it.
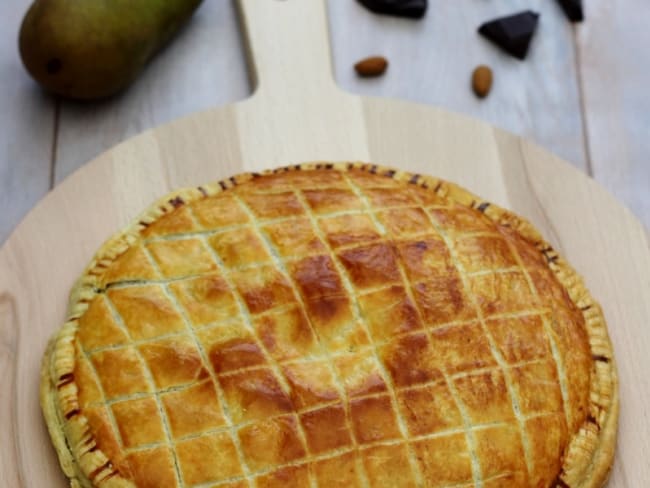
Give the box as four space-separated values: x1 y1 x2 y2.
236 0 340 102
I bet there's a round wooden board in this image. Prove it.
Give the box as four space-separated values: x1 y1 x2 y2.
1 1 648 486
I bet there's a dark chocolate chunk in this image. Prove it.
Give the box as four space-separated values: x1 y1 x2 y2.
478 11 540 60
557 0 584 22
357 0 427 19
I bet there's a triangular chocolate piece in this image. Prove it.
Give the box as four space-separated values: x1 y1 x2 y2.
557 0 584 22
357 0 427 19
478 11 540 60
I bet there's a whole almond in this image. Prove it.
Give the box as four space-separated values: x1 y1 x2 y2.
472 65 493 98
354 56 389 77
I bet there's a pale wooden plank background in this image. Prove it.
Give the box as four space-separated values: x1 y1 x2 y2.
329 0 588 169
54 0 250 183
1 0 648 245
0 0 55 241
576 0 650 227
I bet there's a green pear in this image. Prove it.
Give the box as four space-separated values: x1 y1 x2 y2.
19 0 203 100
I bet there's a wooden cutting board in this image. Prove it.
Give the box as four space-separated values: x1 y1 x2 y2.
1 0 648 486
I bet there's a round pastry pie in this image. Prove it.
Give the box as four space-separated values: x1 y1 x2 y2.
41 163 617 488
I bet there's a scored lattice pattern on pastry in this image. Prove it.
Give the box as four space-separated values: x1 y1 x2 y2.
44 164 616 488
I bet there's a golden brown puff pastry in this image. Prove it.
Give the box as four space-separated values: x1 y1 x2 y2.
41 163 617 488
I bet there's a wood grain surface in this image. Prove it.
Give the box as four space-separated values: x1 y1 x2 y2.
1 0 648 245
54 0 251 184
0 0 54 242
0 1 648 486
576 0 650 233
329 0 589 169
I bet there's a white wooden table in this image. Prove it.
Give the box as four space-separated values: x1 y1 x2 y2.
1 0 648 244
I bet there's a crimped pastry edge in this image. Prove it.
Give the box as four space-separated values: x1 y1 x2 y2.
41 162 618 488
